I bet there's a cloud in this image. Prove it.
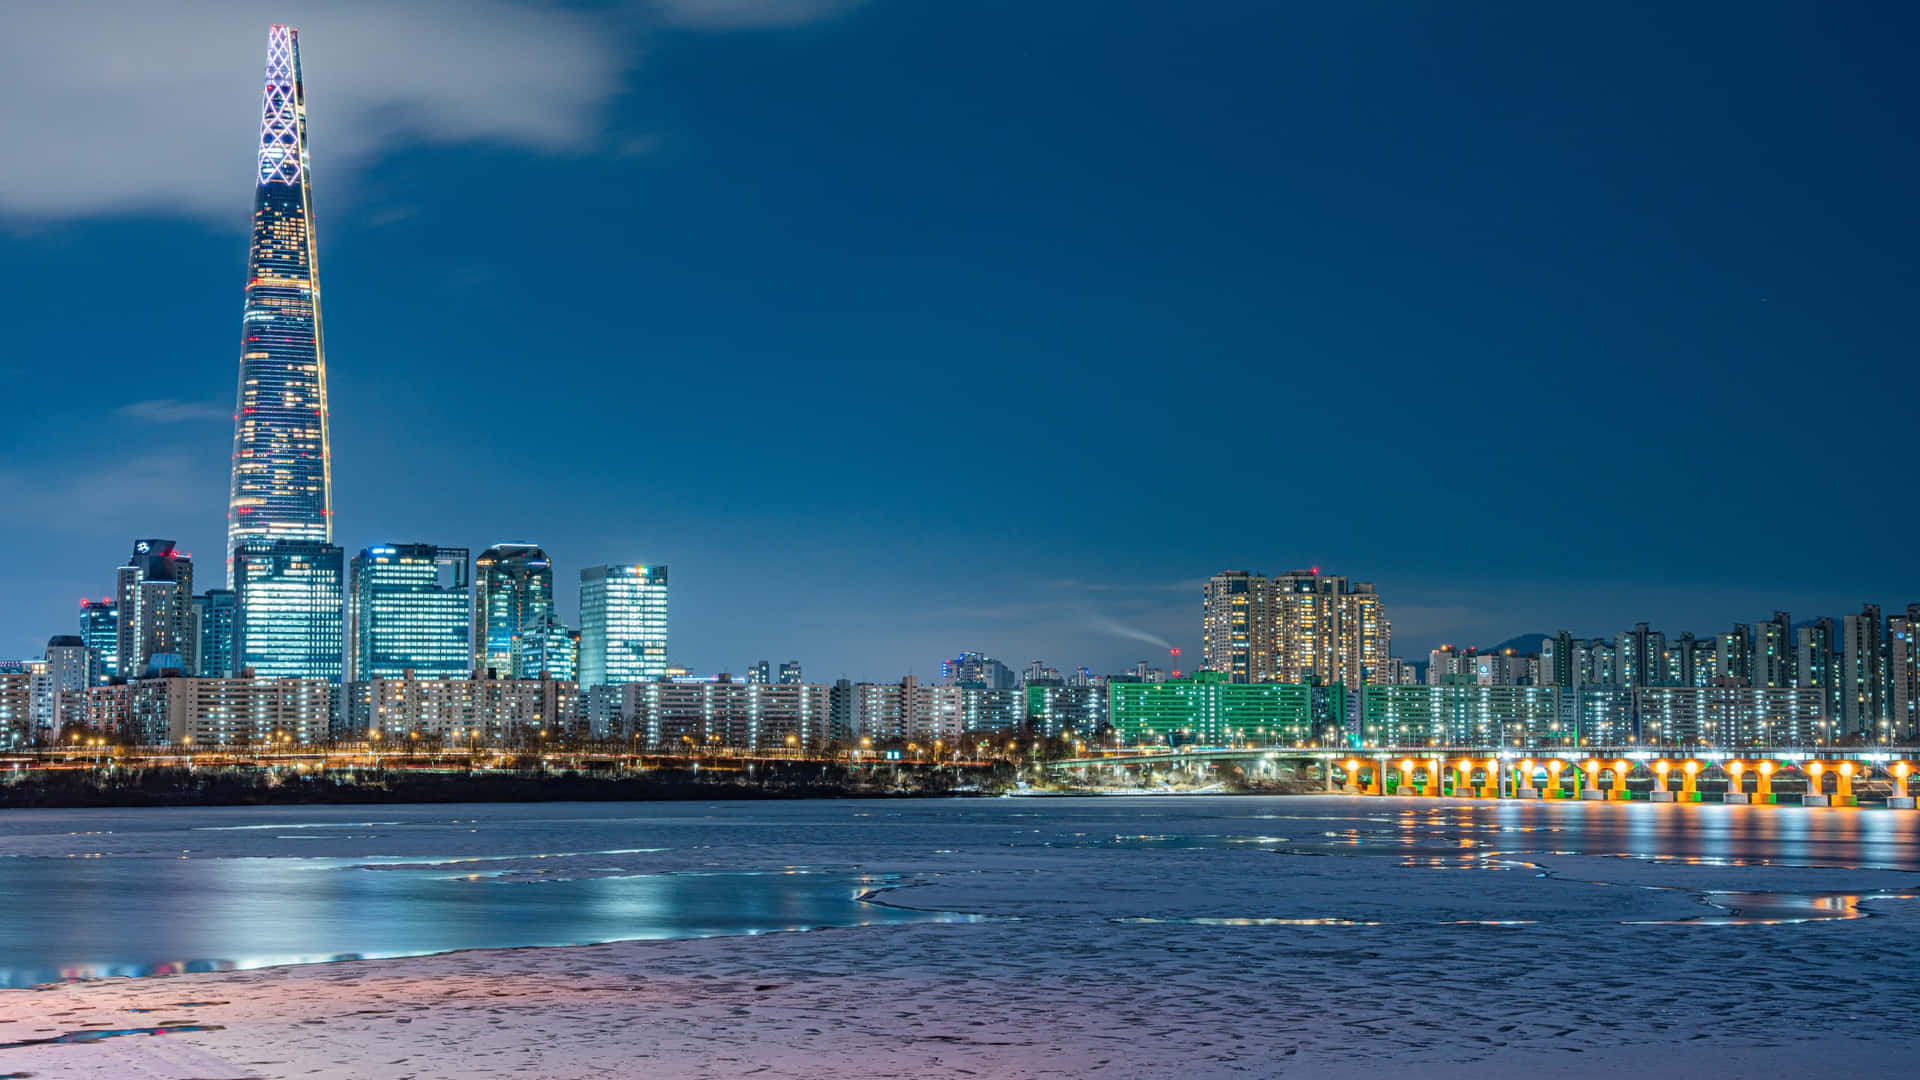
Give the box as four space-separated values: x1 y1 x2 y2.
0 452 219 534
0 1 629 223
650 0 867 29
1048 578 1205 593
117 399 229 424
0 1 871 225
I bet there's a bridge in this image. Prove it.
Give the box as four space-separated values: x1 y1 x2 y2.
1046 746 1920 807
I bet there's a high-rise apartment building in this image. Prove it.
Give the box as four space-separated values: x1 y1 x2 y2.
1840 604 1886 737
473 544 553 678
43 636 94 737
79 599 117 681
347 544 471 682
578 564 668 688
1890 605 1920 743
1613 623 1664 689
1543 632 1575 688
1752 612 1793 689
1714 626 1752 686
228 26 332 583
1202 571 1271 682
233 540 343 680
1796 617 1839 722
1203 569 1389 685
746 660 771 685
778 661 803 686
116 540 195 679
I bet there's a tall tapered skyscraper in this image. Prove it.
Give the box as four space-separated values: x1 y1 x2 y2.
228 25 332 584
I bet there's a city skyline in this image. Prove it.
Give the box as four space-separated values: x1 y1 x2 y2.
3 3 1918 679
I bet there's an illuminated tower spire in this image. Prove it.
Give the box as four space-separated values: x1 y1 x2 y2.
228 24 332 584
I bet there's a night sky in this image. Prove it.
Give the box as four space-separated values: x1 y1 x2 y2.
2 1 1916 680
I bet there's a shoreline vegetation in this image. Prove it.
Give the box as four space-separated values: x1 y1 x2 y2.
0 763 1006 809
0 761 1327 809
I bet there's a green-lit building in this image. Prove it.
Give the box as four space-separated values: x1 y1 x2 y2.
1108 672 1334 746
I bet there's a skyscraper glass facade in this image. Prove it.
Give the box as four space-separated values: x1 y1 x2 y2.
510 614 579 681
233 540 343 680
474 544 553 678
228 25 331 582
194 589 236 677
348 545 471 682
79 599 117 681
578 564 668 688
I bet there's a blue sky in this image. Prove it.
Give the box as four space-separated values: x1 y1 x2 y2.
1 1 1916 679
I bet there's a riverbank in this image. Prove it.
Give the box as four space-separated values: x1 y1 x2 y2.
0 763 1009 808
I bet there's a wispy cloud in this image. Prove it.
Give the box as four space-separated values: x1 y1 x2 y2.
1048 578 1205 593
0 452 219 533
650 0 867 29
0 0 865 224
117 399 229 424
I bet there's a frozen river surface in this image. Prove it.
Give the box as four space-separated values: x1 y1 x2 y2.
3 796 1919 1077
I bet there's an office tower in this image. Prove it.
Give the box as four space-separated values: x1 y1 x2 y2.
79 598 118 681
1752 611 1793 689
746 660 771 685
193 589 237 677
1202 570 1272 682
233 540 343 680
578 564 668 688
347 544 471 682
1840 604 1886 738
116 539 195 678
510 614 579 681
473 544 553 678
942 652 1017 689
778 661 803 686
228 26 332 583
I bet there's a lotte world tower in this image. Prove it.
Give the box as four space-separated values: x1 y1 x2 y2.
228 24 332 578
225 26 342 680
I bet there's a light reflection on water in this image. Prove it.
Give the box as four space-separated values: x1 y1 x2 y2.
0 857 967 989
6 797 1919 989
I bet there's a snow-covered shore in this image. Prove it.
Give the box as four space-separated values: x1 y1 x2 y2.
4 798 1917 1078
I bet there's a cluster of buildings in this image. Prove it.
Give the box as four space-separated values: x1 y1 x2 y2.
1184 570 1918 748
2 34 1913 759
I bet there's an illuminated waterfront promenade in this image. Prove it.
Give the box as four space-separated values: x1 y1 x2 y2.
1051 745 1920 806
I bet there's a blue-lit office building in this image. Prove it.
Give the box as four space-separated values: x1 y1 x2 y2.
474 544 554 678
511 613 579 681
193 589 236 677
579 564 668 687
233 540 343 680
79 599 118 681
347 544 471 682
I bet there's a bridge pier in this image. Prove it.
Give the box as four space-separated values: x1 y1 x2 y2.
1893 762 1915 808
1725 761 1749 804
